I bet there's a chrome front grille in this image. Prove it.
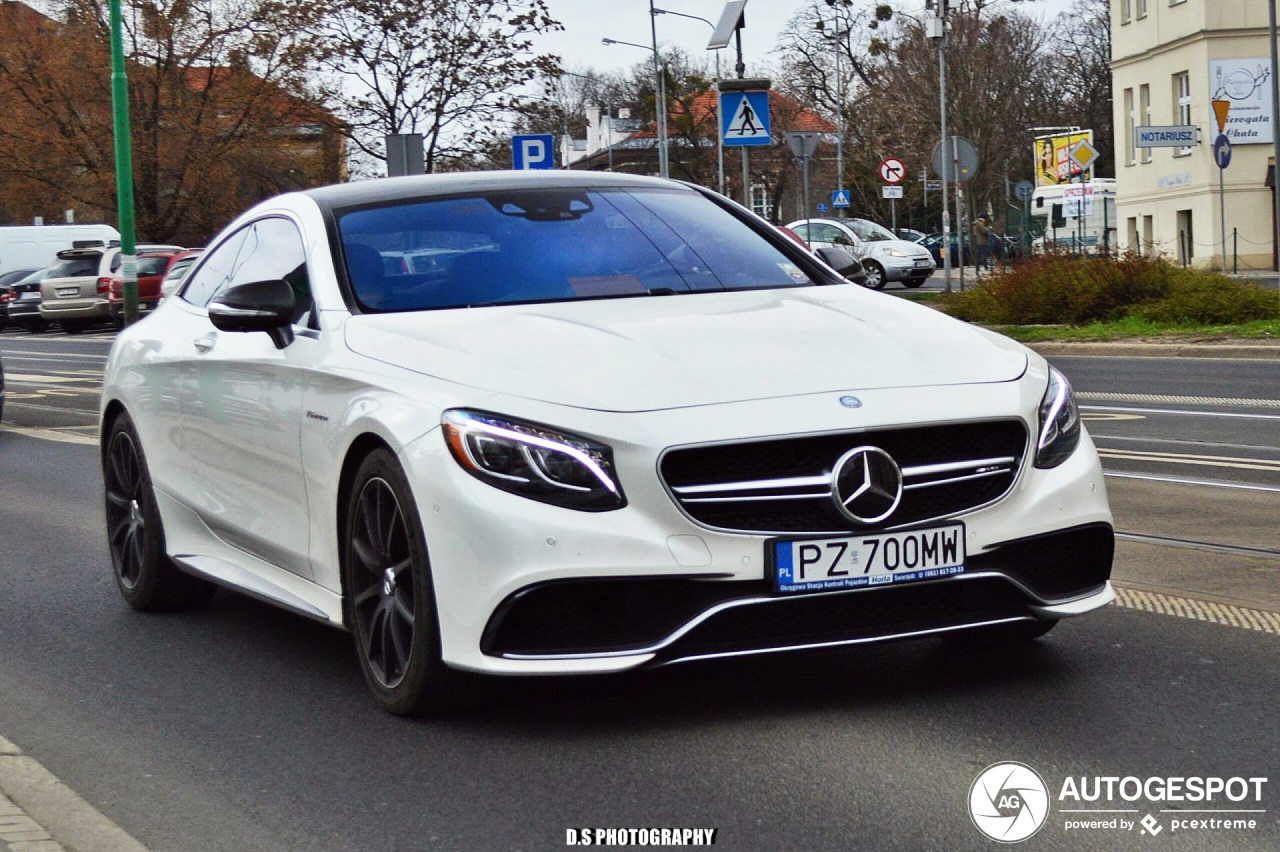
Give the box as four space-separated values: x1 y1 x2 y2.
660 421 1028 534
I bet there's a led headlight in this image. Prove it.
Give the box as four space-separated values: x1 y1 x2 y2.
1035 367 1081 468
883 248 908 257
443 410 626 511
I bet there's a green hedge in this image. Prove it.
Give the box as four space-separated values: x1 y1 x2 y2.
945 253 1277 326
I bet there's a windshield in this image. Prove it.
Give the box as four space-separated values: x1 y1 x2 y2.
849 219 898 242
337 187 813 311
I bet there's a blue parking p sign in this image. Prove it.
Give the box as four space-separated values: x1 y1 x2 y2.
513 134 555 170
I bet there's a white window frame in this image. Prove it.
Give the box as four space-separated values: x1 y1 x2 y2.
751 184 774 221
1120 0 1132 25
1137 0 1147 19
1140 84 1152 164
1124 88 1136 167
1174 72 1192 157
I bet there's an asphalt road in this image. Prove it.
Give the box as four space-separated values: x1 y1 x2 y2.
0 329 1277 851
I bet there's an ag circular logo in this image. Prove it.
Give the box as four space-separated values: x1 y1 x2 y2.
968 762 1050 843
831 446 902 524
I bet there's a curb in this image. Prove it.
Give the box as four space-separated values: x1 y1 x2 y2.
0 736 147 852
1026 341 1280 360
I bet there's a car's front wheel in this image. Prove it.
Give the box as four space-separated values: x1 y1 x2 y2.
103 411 217 610
862 260 887 290
902 278 926 289
344 448 462 715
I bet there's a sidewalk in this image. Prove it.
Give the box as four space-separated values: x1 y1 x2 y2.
0 736 146 852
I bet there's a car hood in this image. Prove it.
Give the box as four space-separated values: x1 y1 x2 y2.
343 287 1027 412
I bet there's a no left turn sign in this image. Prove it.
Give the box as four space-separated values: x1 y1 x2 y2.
879 157 905 185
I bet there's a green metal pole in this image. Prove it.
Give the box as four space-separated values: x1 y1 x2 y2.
109 0 138 325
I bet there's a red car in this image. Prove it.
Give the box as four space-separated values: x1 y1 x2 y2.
107 250 184 325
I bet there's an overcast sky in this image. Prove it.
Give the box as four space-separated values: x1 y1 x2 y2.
536 0 1078 79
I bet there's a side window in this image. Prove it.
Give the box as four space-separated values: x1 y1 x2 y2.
226 218 311 325
181 228 249 307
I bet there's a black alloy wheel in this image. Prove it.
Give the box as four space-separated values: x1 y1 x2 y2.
345 449 461 715
104 412 216 610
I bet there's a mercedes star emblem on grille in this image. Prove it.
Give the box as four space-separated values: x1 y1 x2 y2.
831 446 903 524
839 395 863 408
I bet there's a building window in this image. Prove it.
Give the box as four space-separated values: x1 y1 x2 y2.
1137 0 1147 18
1142 215 1154 255
1140 84 1152 163
1174 72 1192 156
1127 217 1139 252
1120 0 1131 25
751 185 774 221
1124 88 1136 166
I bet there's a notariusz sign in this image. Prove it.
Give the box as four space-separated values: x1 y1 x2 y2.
1136 125 1199 147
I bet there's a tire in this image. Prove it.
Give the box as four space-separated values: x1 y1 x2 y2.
862 260 887 290
22 319 48 334
344 448 464 715
947 619 1058 646
902 278 925 289
62 321 84 335
104 411 217 610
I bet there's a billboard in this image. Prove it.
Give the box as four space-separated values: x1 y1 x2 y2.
1209 59 1274 144
1033 131 1094 187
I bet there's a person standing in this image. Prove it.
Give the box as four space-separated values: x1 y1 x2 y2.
972 214 993 272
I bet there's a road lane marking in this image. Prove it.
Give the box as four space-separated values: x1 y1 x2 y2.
1104 471 1280 493
1098 449 1280 473
1114 587 1280 635
1081 404 1280 422
1080 412 1146 422
6 373 101 383
1116 532 1280 560
1079 392 1280 408
1093 435 1280 454
0 425 97 445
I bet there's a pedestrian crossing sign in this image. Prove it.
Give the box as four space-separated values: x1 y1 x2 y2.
832 190 850 208
720 90 771 147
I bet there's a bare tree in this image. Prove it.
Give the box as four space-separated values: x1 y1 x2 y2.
291 0 563 173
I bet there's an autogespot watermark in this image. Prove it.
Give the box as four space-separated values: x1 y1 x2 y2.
968 763 1270 842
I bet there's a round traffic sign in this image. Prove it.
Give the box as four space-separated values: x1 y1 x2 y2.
1214 133 1232 169
879 157 906 185
931 136 979 183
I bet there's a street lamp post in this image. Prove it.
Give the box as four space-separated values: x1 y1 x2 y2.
652 7 726 195
603 36 669 177
817 0 853 216
108 0 138 325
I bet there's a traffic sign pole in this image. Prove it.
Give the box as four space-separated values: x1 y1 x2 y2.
1215 133 1232 273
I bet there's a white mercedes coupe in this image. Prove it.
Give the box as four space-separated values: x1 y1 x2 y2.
100 172 1114 715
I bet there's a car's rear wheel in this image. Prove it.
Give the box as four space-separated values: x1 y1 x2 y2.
62 320 85 335
104 412 217 610
863 260 887 290
21 319 48 334
344 449 462 715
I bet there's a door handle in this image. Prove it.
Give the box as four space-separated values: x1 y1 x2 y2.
193 333 216 353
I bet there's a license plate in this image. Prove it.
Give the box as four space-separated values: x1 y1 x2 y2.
913 258 932 268
56 287 78 298
771 523 965 595
20 291 39 301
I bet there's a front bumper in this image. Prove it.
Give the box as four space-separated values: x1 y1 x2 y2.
400 383 1113 676
882 257 936 281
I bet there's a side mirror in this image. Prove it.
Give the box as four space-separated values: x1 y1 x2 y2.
208 279 295 349
815 247 862 277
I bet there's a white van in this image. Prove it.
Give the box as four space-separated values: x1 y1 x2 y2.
0 224 122 274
